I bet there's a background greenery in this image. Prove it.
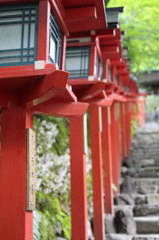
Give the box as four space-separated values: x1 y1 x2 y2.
108 0 159 74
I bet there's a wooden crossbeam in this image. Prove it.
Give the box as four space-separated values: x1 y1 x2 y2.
66 6 97 22
19 70 69 108
0 90 11 108
32 101 88 117
80 82 106 101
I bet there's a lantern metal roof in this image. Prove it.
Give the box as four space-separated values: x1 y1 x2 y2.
106 7 124 28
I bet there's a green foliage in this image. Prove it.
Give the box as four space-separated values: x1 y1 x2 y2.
34 115 71 240
108 0 159 74
36 192 71 240
131 118 139 137
146 95 159 113
35 115 69 156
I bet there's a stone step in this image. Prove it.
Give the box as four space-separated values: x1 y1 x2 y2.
133 235 159 240
106 234 159 240
115 193 159 206
133 205 159 217
106 234 132 240
132 147 159 152
122 166 159 178
132 159 155 168
133 178 159 194
132 194 159 205
131 156 159 162
136 167 159 178
134 216 159 234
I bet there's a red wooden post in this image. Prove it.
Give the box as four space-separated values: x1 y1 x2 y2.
115 103 121 190
37 1 50 61
110 103 120 193
102 107 114 214
125 102 129 157
127 102 131 153
0 108 33 240
121 102 127 158
89 106 105 240
69 116 88 240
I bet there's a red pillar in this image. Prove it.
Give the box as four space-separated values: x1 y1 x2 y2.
0 108 33 240
125 102 129 157
102 107 114 214
90 106 105 240
110 103 120 193
70 116 88 240
121 102 127 159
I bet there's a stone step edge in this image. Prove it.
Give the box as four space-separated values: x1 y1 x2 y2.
134 216 159 222
106 233 159 238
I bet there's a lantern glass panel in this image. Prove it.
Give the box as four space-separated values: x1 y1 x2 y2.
0 4 38 66
66 46 90 78
49 14 62 65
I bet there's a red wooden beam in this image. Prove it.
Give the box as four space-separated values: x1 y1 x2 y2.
88 97 113 107
69 116 88 240
102 46 119 52
32 101 88 117
64 0 107 32
102 52 121 60
0 90 11 108
49 0 69 35
121 102 127 158
66 6 97 22
102 107 114 214
19 70 69 107
101 40 120 46
80 82 106 101
0 108 33 240
0 64 58 90
90 106 105 240
37 1 50 61
110 104 120 193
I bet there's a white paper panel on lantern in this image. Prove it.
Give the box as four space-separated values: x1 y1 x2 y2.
66 55 81 71
0 24 22 50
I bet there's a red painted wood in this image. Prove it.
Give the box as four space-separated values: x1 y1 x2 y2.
102 46 119 52
102 107 114 214
20 70 69 107
32 101 88 117
37 0 50 62
90 106 105 240
0 108 33 240
49 0 69 35
121 103 127 158
102 52 121 60
89 45 96 76
110 103 119 192
0 64 57 89
69 116 88 240
87 98 113 107
80 82 106 101
0 90 11 108
66 6 97 22
63 0 106 32
61 35 67 70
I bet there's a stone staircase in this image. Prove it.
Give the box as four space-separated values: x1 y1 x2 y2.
106 122 159 240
